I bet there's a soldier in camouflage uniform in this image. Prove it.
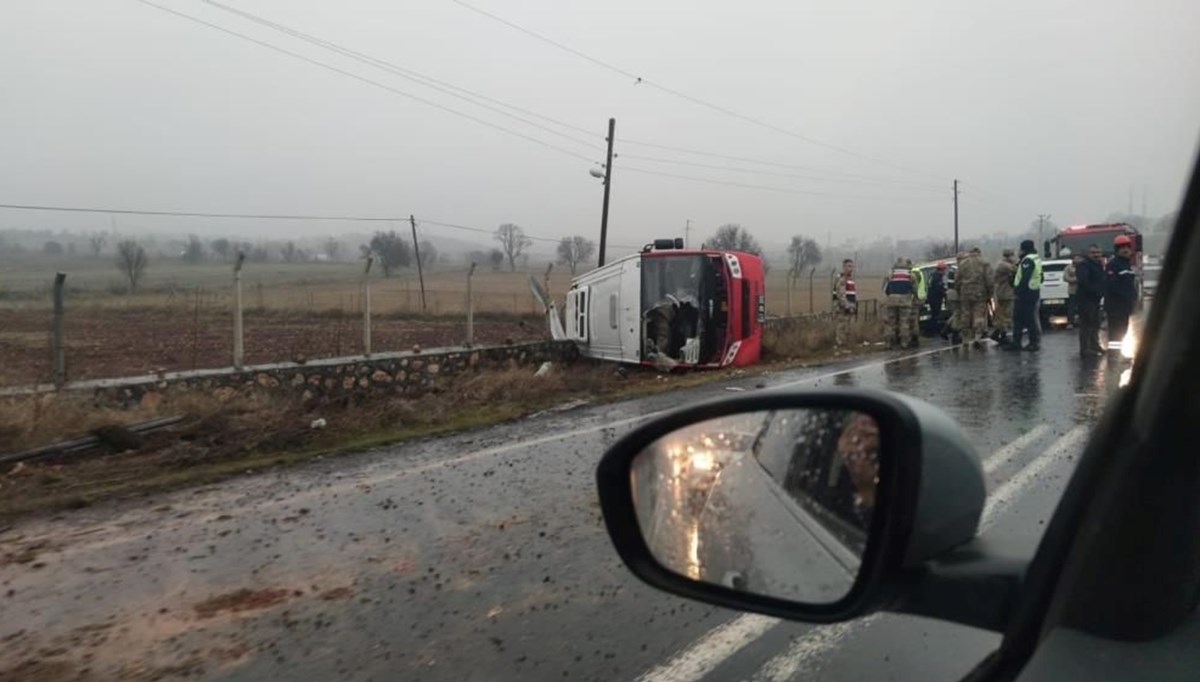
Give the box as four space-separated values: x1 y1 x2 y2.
955 247 993 348
833 258 858 349
883 258 916 349
991 249 1017 344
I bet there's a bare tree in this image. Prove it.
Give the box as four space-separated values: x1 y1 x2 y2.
324 237 341 261
369 230 411 277
786 236 822 288
182 234 205 264
280 241 300 263
488 248 505 271
88 232 108 258
115 240 148 293
494 223 532 272
708 224 763 256
556 235 596 274
924 241 956 261
418 240 438 269
210 238 232 261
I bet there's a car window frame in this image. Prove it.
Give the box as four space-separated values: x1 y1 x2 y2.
980 150 1200 679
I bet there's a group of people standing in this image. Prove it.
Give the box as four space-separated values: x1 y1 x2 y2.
1070 236 1139 357
834 235 1139 357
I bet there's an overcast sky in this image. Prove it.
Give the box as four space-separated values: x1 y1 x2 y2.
3 0 1199 254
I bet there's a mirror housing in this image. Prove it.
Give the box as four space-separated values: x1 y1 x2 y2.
596 389 987 624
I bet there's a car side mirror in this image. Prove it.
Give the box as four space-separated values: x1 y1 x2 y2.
595 389 989 624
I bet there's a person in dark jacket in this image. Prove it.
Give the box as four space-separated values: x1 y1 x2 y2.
926 262 947 334
1005 239 1043 352
1075 244 1107 357
1105 235 1138 350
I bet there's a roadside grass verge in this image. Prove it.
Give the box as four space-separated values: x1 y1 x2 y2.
0 363 761 522
1 316 890 522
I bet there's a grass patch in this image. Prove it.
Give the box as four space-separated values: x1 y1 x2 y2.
0 362 774 522
0 327 887 523
762 315 886 360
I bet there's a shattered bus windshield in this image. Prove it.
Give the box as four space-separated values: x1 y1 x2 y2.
641 255 725 365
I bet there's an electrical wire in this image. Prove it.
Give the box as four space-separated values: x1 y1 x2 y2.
620 167 943 202
0 202 640 250
449 0 946 181
620 138 946 188
199 0 603 151
134 0 599 163
618 153 948 193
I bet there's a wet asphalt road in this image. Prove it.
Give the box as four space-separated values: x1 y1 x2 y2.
0 329 1125 682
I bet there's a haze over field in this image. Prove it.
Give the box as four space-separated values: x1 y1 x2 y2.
2 0 1199 254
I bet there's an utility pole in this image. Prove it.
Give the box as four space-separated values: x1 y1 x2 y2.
685 219 692 248
1037 214 1052 252
1141 185 1148 219
409 215 426 311
597 117 615 267
952 179 960 255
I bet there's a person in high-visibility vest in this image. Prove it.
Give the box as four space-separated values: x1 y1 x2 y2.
883 259 915 349
1004 239 1043 351
908 260 926 348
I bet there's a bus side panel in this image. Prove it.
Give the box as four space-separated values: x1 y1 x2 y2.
575 262 627 363
728 253 764 367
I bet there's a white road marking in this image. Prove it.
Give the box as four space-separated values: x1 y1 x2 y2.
982 424 1052 474
749 617 877 682
636 421 1092 682
634 614 778 682
980 424 1089 531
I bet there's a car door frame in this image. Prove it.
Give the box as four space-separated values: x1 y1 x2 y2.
966 151 1200 681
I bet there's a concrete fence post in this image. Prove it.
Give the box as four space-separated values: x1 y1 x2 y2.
466 262 477 347
808 267 816 314
363 256 374 357
52 272 66 388
233 252 245 369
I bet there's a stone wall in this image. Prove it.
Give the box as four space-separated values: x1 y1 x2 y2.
89 341 578 409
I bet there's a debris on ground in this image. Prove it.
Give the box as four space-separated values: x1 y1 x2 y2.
310 418 328 430
92 425 144 453
193 588 291 618
534 362 553 377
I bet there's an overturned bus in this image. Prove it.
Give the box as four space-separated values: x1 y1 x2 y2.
533 238 766 369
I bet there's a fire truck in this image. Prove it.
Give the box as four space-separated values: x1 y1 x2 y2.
1044 222 1143 262
533 238 766 368
1041 222 1145 322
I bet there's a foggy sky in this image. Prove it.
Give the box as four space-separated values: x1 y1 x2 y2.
3 0 1199 254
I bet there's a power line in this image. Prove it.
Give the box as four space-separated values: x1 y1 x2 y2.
620 138 943 187
618 153 947 193
0 202 640 250
199 0 602 151
620 167 943 203
134 0 598 163
449 0 945 181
